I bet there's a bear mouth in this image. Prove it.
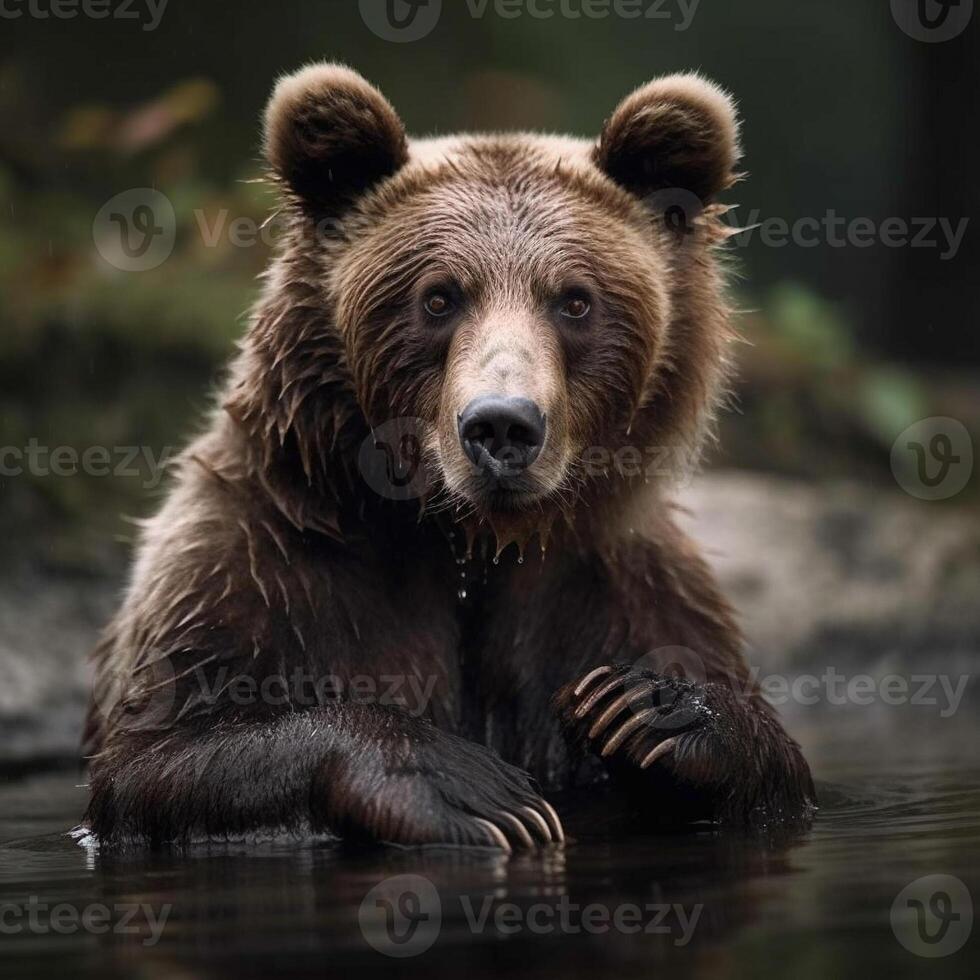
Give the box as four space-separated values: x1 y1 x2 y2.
461 471 548 514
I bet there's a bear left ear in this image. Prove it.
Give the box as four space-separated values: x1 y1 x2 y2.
264 63 409 211
594 73 741 205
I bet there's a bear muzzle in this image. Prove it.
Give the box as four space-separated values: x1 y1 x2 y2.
457 395 546 481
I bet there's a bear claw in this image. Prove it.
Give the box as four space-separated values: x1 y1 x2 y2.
473 817 513 852
472 802 563 851
599 706 661 756
495 811 535 848
639 736 678 769
572 664 615 697
560 664 707 774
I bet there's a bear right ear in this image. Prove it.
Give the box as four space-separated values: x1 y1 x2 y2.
263 63 409 212
594 73 741 206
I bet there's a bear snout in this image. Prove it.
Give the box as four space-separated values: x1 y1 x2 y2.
457 395 546 479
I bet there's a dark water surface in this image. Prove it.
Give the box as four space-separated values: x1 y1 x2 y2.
1 717 977 979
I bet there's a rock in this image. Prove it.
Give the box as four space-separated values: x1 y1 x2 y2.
678 472 980 676
0 566 117 765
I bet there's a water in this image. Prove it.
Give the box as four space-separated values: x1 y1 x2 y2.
0 713 977 979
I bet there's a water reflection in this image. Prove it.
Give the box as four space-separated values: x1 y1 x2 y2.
0 751 977 979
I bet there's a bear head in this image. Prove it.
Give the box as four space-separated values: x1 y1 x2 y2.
226 64 741 545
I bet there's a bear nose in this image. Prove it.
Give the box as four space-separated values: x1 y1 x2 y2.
458 396 546 476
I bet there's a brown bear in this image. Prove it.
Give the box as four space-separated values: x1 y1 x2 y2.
83 64 815 849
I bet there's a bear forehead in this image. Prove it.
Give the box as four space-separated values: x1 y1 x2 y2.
355 132 644 229
408 133 594 172
339 133 655 292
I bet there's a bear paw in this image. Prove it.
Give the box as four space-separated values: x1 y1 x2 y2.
557 664 816 828
327 729 564 852
558 664 729 779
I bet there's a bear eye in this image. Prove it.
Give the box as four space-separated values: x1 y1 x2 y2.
560 296 591 319
424 292 454 318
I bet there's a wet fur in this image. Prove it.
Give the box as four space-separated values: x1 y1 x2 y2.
83 64 814 847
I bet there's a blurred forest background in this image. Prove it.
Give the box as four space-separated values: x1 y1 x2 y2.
0 0 978 569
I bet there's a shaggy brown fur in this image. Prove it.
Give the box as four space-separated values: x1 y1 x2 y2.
83 64 814 849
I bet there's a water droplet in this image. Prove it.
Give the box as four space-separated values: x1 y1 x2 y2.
517 556 524 565
458 589 467 600
492 556 499 566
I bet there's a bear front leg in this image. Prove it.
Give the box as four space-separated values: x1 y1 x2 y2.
86 704 563 851
556 665 816 830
